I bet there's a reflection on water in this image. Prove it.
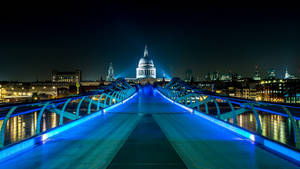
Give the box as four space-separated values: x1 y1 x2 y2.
0 103 94 147
1 106 298 150
0 111 61 146
233 111 298 149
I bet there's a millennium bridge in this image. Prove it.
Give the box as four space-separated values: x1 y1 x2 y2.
0 78 299 169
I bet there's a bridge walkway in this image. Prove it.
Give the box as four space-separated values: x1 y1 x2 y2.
0 86 298 169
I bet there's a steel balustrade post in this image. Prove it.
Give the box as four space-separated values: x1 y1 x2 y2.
98 94 106 110
0 106 18 148
171 91 175 100
188 96 193 107
249 104 262 134
118 90 124 102
88 95 97 114
109 91 117 105
173 91 179 101
122 90 126 100
36 102 51 134
282 106 300 149
121 90 125 100
226 99 237 124
183 97 187 105
201 96 210 114
196 99 200 110
114 91 120 102
119 90 124 100
185 97 189 106
204 101 209 114
175 91 180 101
213 99 221 118
59 98 72 125
124 89 129 98
112 92 118 104
115 91 121 103
104 93 111 107
76 96 86 119
185 96 191 106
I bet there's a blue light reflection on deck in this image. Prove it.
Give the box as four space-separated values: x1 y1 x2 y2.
264 140 300 162
193 111 255 142
157 88 300 163
0 139 35 162
103 92 137 113
0 92 137 161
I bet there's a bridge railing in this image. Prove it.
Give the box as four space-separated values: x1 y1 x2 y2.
158 78 300 150
0 78 136 148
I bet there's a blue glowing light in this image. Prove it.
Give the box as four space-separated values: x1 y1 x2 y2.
0 91 138 161
264 140 300 162
0 139 35 162
193 111 255 142
157 88 300 162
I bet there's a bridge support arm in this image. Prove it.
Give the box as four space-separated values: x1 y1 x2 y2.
36 102 52 134
213 99 221 118
0 106 18 148
226 100 237 124
282 106 300 149
59 99 72 125
76 96 86 119
249 104 262 134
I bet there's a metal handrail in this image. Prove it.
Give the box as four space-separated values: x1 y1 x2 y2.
0 79 136 148
159 78 300 149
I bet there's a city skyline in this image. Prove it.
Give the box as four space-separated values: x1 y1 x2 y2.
0 4 300 81
0 5 299 168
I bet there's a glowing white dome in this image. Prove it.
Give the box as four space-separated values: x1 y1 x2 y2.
136 45 156 79
138 57 154 66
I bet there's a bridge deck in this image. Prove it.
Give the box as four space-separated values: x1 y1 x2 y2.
0 86 298 169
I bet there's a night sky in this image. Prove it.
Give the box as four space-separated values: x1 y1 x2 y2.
0 3 299 81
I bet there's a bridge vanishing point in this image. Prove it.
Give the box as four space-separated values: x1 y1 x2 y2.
0 78 299 169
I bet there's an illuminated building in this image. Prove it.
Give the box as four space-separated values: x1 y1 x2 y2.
253 66 261 81
0 82 70 103
185 69 193 82
220 73 232 82
284 79 300 103
257 79 286 102
205 72 220 81
52 70 81 83
106 62 115 81
284 67 291 79
0 85 2 101
136 45 156 79
267 68 276 79
284 67 297 80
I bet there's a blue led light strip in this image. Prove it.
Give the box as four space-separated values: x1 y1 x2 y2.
156 89 300 163
0 92 137 162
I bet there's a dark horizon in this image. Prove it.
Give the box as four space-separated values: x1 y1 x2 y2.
0 4 300 81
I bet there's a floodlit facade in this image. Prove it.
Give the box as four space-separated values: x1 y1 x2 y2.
136 45 156 79
52 70 81 83
106 62 115 81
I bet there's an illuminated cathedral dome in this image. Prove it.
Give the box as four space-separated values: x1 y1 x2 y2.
136 45 156 79
138 57 154 66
